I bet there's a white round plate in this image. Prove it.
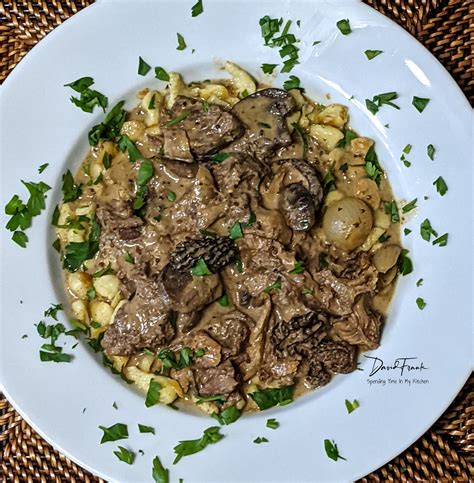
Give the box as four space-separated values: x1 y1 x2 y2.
0 0 472 481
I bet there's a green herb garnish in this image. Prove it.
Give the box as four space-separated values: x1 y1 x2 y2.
38 163 49 173
88 101 126 146
218 294 230 307
283 75 303 91
266 418 280 429
211 406 240 425
99 423 129 443
114 446 135 465
176 33 187 51
402 198 417 213
364 145 382 183
264 278 282 293
138 57 151 76
289 260 305 274
432 233 448 247
254 437 269 444
229 221 244 240
366 92 399 115
191 0 203 17
336 19 351 35
250 386 294 410
261 63 278 74
209 152 230 163
433 176 447 196
345 399 360 414
365 49 383 60
145 379 161 408
165 112 189 128
416 297 427 310
63 217 101 272
412 96 430 113
420 218 437 242
191 258 212 277
195 395 226 404
138 424 155 434
64 76 108 113
324 439 346 461
166 191 176 202
152 456 169 483
398 248 413 276
118 134 143 163
173 427 224 464
384 201 400 224
155 66 170 82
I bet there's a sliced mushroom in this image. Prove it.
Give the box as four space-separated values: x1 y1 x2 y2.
372 244 402 273
230 88 296 161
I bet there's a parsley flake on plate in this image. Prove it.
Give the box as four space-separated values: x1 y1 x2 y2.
254 436 269 444
64 76 108 113
176 33 187 51
427 144 436 160
365 92 399 115
324 439 347 461
114 446 135 465
155 66 170 82
261 63 278 74
173 426 224 464
365 49 383 60
433 176 448 196
191 0 203 17
416 297 427 310
336 19 351 35
283 75 303 91
138 424 155 434
432 233 448 247
152 456 170 483
345 399 360 414
420 218 437 242
99 423 129 443
412 96 430 113
384 201 400 223
398 249 413 276
38 163 49 173
211 406 241 425
416 278 424 287
402 198 417 213
165 112 189 128
138 56 151 76
266 418 280 429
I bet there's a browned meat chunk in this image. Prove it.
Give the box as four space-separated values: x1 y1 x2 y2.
195 361 239 396
186 330 222 368
205 316 250 358
229 88 296 161
163 129 193 162
101 279 175 355
164 96 244 158
96 200 143 241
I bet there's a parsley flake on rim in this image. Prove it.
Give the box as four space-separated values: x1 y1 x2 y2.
336 19 351 35
365 92 399 115
173 426 224 464
324 439 347 461
176 33 187 51
152 456 170 483
402 198 417 213
427 144 436 160
138 424 155 434
165 112 189 128
254 437 269 444
113 446 135 465
266 418 280 429
433 176 448 196
261 63 278 74
412 96 430 113
191 0 203 17
38 163 49 173
365 49 383 60
99 423 129 443
211 406 241 425
138 56 151 76
283 75 303 92
398 249 413 276
432 233 448 247
420 218 438 242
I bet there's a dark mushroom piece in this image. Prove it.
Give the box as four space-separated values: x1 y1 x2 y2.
229 88 297 161
314 340 357 374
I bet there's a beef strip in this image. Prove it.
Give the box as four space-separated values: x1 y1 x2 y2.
96 200 143 241
195 360 239 396
101 278 175 355
163 96 244 158
204 315 250 358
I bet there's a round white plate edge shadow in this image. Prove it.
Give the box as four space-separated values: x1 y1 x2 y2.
0 0 472 482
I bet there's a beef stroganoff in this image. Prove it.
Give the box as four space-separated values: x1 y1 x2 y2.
54 62 401 415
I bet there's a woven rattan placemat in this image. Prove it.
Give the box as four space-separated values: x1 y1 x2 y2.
0 1 473 481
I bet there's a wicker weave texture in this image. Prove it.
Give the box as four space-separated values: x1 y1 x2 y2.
0 0 473 481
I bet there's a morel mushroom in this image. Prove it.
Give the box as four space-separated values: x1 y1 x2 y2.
314 340 357 374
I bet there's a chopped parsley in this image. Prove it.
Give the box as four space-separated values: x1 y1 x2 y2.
118 134 143 163
88 101 126 146
176 33 187 51
173 426 224 464
195 394 226 404
433 176 448 196
345 399 360 414
152 456 170 483
191 0 203 17
432 233 448 247
99 423 129 443
209 152 230 163
364 145 382 183
191 258 212 276
63 217 101 272
64 76 108 113
254 437 269 444
113 446 135 465
11 231 28 248
412 96 430 113
365 92 399 115
289 260 305 274
138 57 151 76
420 218 437 242
44 303 63 320
137 159 154 186
384 201 400 223
336 128 358 148
138 424 155 434
336 19 351 35
266 418 280 429
165 112 189 128
323 169 336 193
402 198 417 213
217 294 230 307
155 66 170 82
404 228 412 236
211 406 241 425
145 379 161 408
124 252 135 264
229 221 244 240
38 163 49 173
283 75 303 92
202 100 209 112
427 144 436 160
365 49 383 60
324 439 346 461
261 63 278 74
398 249 413 276
416 297 427 310
250 386 294 410
263 278 282 293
